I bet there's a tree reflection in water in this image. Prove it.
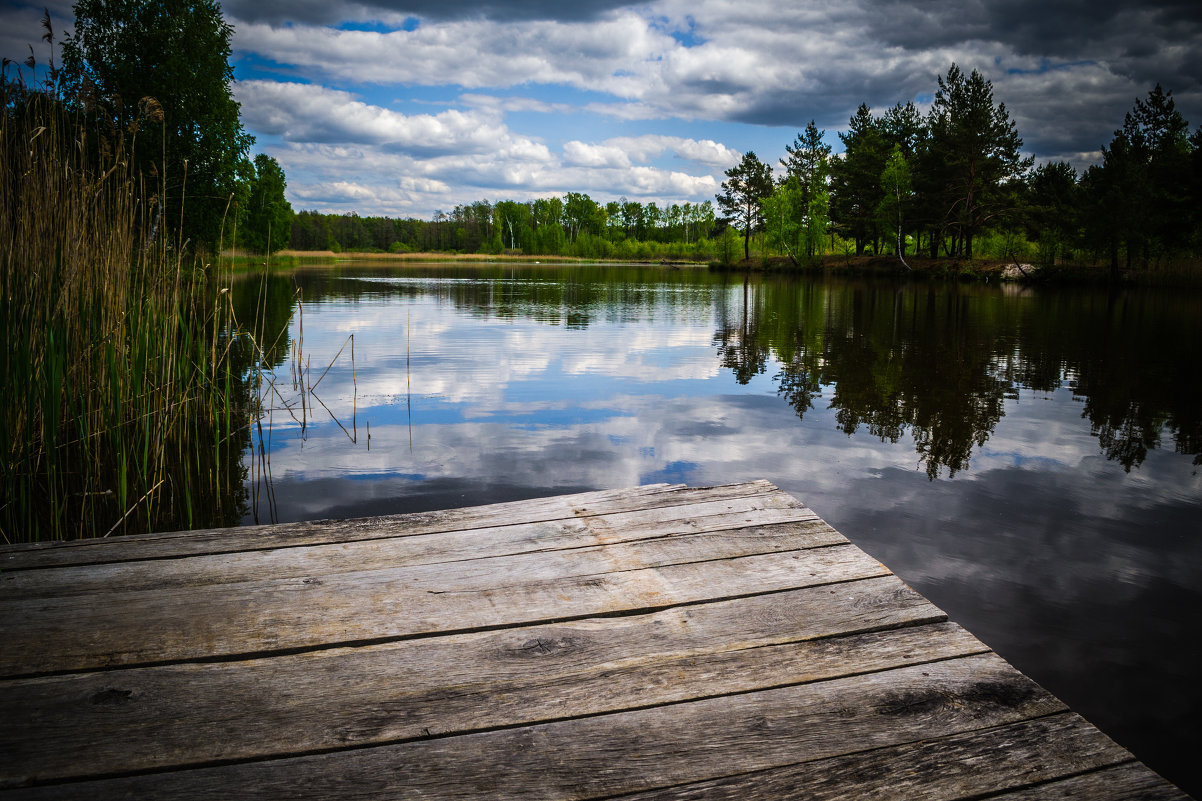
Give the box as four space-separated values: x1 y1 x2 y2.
711 277 1200 478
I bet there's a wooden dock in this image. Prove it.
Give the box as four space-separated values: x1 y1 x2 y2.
0 480 1190 799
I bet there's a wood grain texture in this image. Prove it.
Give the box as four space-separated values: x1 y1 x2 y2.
2 482 1188 800
0 483 668 568
3 655 1067 800
0 499 828 599
0 539 888 677
0 482 782 570
604 713 1138 800
0 580 962 783
985 761 1191 800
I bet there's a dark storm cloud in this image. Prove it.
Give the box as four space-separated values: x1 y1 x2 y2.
220 0 632 25
867 0 1201 56
865 0 1202 88
216 0 1202 169
727 64 938 130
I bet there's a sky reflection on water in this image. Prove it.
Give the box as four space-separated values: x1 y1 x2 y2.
241 263 1201 795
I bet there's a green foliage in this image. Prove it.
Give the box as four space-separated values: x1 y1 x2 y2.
562 192 606 242
287 196 717 261
924 64 1031 258
716 151 774 261
62 0 254 253
717 226 742 266
272 67 1200 277
242 154 293 254
1023 161 1079 265
831 104 890 255
1083 84 1193 274
781 120 831 212
763 176 804 260
804 159 831 260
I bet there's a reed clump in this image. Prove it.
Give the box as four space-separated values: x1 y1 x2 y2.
1 76 249 542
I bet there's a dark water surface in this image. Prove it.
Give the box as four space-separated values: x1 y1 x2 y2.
241 262 1201 794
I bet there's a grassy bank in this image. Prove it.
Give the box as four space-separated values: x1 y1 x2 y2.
1 87 250 542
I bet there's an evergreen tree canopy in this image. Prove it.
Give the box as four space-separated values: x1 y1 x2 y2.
1084 85 1193 274
781 120 831 210
1024 161 1078 258
925 64 1030 258
716 151 774 261
831 103 889 255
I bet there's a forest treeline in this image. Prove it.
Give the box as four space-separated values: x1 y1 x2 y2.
291 195 723 262
292 66 1202 277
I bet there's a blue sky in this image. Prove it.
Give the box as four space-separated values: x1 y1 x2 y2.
3 0 1201 217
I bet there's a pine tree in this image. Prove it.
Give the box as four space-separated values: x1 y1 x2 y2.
716 151 774 261
831 104 889 255
925 65 1030 259
781 121 831 210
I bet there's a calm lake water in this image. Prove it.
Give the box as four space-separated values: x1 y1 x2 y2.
239 262 1201 794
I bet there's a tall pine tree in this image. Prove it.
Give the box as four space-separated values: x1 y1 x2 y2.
716 151 774 261
925 65 1029 258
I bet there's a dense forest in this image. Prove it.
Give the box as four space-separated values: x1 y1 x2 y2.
291 66 1202 276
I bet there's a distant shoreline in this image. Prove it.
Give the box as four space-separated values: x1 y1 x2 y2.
276 250 589 262
223 250 1202 286
227 250 708 268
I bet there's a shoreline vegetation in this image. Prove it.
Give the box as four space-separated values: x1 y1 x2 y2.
0 6 266 543
0 86 254 542
248 249 1202 286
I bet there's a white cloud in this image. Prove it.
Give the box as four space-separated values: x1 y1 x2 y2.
238 80 729 214
232 14 677 92
602 135 742 168
236 80 520 155
458 94 577 115
562 141 632 169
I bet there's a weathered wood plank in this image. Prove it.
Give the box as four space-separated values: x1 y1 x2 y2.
0 579 962 784
2 654 1066 800
6 482 1185 799
0 499 827 599
603 713 1137 800
0 481 784 570
0 541 889 677
985 761 1191 800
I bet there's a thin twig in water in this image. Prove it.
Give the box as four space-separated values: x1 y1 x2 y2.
310 390 356 444
310 333 353 391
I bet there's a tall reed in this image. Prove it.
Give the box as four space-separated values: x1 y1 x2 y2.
1 76 250 542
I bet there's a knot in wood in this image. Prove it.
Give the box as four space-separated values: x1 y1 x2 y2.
90 688 133 706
